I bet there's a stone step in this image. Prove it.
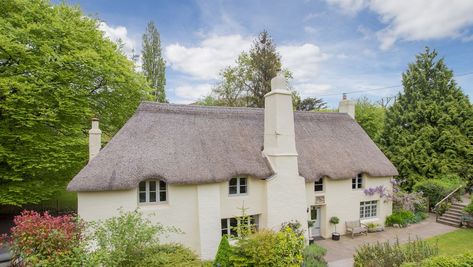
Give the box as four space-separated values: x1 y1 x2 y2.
449 207 466 213
440 213 462 221
452 203 467 208
442 211 463 217
437 217 461 227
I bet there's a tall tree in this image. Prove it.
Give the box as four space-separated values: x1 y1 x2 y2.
246 30 281 107
208 30 322 109
355 97 385 142
380 48 473 189
142 21 166 102
0 0 153 206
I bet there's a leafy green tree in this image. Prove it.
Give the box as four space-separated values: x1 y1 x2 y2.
380 48 473 189
210 30 321 109
296 96 327 111
0 0 152 206
142 21 166 102
214 235 232 267
246 30 282 107
355 97 385 142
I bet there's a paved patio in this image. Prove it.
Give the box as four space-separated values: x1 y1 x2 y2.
315 214 458 267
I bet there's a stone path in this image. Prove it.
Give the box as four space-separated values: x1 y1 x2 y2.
315 214 458 267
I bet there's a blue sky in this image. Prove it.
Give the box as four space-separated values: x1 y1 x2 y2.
61 0 473 107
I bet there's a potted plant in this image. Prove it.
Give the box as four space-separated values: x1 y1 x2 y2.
329 216 340 241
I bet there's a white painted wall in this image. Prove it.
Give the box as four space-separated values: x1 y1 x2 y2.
196 183 221 260
305 175 393 238
78 184 201 255
219 177 266 223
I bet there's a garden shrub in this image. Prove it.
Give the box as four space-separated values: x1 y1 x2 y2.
413 176 464 210
0 210 87 267
354 238 438 267
90 209 178 267
435 202 451 216
392 190 428 213
281 220 304 237
464 196 473 216
214 235 232 267
385 210 416 227
401 252 473 267
303 244 327 267
230 227 304 267
139 243 201 267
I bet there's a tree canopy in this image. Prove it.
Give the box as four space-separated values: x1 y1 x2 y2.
0 0 153 206
202 30 325 110
380 48 473 189
142 21 166 102
355 97 385 142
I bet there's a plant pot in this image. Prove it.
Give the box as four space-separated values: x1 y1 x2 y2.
332 232 340 241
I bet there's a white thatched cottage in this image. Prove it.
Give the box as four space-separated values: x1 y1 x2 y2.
68 73 398 259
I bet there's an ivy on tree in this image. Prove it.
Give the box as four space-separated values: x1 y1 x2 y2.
380 48 473 189
0 0 153 206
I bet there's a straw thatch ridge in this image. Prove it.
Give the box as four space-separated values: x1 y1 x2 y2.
67 102 398 192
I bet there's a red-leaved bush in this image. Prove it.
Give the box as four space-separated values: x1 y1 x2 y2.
0 210 87 266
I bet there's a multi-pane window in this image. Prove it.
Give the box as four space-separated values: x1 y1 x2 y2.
360 200 377 219
221 215 259 237
352 174 363 189
314 178 324 192
229 177 247 195
139 180 167 203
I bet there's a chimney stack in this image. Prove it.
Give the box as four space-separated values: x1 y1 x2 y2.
263 72 307 235
338 93 355 119
89 118 101 161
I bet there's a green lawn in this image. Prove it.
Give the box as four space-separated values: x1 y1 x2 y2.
425 229 473 256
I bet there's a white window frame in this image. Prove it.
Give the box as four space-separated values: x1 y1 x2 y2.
352 173 363 189
229 177 248 195
138 180 167 204
314 178 324 192
221 215 259 237
360 200 378 219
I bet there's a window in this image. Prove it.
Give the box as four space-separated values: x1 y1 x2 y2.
314 178 324 192
221 215 259 237
229 177 247 195
352 173 363 189
360 200 377 219
138 180 167 204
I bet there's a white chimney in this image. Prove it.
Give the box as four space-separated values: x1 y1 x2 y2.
263 72 308 236
263 72 297 156
338 93 355 119
89 118 101 161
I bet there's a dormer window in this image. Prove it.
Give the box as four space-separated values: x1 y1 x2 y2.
229 177 247 195
139 180 167 203
314 178 324 192
352 174 363 189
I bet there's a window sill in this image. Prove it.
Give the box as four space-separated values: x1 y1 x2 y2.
228 194 249 197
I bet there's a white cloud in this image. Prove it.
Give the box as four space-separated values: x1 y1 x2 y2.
174 83 213 104
326 0 473 49
98 22 138 58
304 26 318 34
165 35 331 103
279 43 329 82
326 0 368 14
165 35 252 80
295 83 333 98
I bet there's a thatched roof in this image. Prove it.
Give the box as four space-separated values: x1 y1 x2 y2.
68 102 398 192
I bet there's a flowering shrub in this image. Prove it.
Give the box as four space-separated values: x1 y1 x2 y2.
0 210 87 266
364 185 388 198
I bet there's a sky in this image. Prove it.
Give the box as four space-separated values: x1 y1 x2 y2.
60 0 473 107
